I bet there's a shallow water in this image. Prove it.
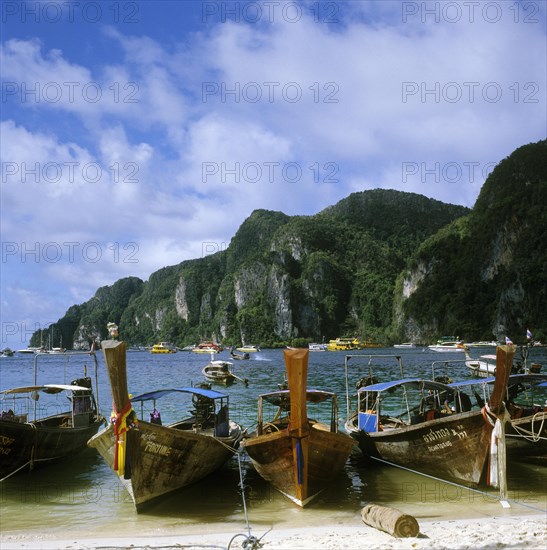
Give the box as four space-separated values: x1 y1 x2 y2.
1 347 545 539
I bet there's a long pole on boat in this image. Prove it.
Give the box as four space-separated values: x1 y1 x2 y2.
488 344 515 506
284 348 310 505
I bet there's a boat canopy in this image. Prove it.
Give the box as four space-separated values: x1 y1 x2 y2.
1 383 92 395
449 374 547 388
357 378 454 395
131 387 227 402
260 389 335 406
449 377 495 388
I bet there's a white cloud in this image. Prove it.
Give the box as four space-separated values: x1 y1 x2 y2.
1 4 545 347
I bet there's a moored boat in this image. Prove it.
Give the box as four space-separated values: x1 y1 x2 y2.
202 358 244 385
464 348 497 378
230 348 250 360
345 345 515 487
149 342 177 354
236 344 260 353
327 337 381 351
393 342 416 349
0 351 104 480
192 341 223 354
450 374 547 461
308 343 328 352
428 336 465 352
88 339 243 511
466 341 499 348
242 348 354 507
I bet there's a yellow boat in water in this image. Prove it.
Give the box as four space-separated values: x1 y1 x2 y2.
326 337 381 351
150 342 177 354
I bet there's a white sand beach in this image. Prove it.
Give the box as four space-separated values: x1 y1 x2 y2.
2 513 545 549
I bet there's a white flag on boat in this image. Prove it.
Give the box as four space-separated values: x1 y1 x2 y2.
526 329 533 340
505 336 513 345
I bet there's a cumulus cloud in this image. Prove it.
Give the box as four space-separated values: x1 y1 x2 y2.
1 1 545 346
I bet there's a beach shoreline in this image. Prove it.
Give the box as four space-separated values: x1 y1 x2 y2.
2 512 545 549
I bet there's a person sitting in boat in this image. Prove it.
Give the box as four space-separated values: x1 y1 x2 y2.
443 391 472 414
150 408 162 425
1 409 15 421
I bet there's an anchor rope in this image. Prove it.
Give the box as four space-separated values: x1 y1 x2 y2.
370 456 545 512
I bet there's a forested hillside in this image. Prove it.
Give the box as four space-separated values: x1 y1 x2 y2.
30 140 546 349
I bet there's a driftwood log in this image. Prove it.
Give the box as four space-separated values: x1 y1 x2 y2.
361 504 420 538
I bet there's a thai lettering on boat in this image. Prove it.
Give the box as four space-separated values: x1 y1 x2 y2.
422 428 451 443
144 440 170 456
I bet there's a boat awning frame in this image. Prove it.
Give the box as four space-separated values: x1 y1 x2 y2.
1 384 92 395
356 378 454 395
131 387 228 402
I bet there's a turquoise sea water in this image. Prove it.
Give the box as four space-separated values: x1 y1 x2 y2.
1 347 545 540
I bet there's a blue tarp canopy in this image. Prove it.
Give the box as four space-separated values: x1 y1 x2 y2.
357 378 453 394
131 387 227 402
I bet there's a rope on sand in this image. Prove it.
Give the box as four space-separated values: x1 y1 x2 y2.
227 452 271 550
370 456 546 513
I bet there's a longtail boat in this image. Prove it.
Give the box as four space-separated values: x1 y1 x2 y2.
1 351 104 481
450 373 547 462
242 348 354 507
88 339 243 511
345 345 515 487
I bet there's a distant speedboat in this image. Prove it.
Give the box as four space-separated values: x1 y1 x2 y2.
308 343 328 352
428 337 465 352
17 347 41 354
1 348 15 357
466 341 498 348
393 343 416 349
236 344 260 353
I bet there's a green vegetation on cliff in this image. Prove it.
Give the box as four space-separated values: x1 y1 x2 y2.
30 140 546 348
32 190 468 348
397 140 547 342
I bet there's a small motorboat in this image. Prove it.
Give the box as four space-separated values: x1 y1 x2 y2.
202 355 248 386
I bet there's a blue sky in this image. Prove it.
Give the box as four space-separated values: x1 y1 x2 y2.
1 0 546 350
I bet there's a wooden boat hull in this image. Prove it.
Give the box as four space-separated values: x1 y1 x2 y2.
351 411 492 486
243 422 354 506
89 420 239 511
1 414 104 479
